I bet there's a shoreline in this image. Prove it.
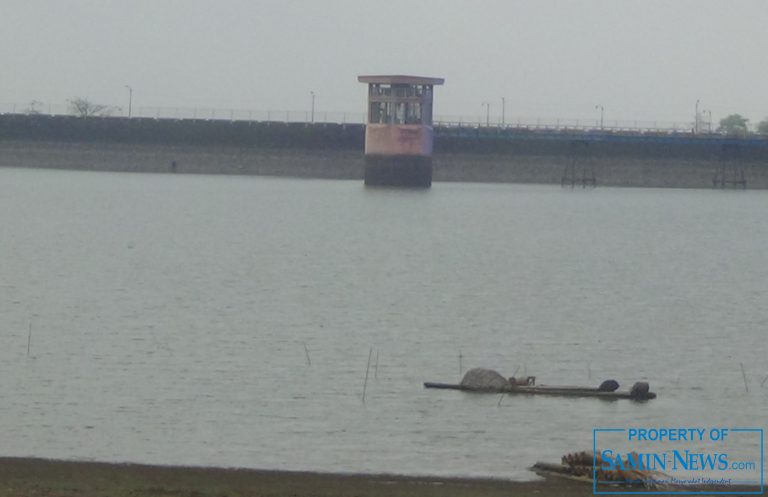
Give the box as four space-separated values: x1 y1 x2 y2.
0 457 581 497
0 457 760 497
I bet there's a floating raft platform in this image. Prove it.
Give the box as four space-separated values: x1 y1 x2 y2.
423 382 656 400
424 382 656 400
425 368 657 400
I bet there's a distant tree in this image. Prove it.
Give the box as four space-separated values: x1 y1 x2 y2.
68 97 113 118
757 118 768 135
717 114 749 135
24 100 43 115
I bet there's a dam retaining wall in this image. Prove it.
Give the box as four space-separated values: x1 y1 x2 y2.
2 114 768 188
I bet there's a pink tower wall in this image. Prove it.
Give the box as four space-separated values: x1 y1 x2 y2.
364 124 433 157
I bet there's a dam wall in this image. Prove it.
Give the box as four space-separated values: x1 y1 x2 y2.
2 114 768 188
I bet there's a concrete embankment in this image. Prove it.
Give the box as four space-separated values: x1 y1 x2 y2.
0 139 364 179
2 114 767 188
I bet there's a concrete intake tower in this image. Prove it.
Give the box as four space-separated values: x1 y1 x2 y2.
358 75 444 187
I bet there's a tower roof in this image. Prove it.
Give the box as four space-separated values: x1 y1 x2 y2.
358 75 444 85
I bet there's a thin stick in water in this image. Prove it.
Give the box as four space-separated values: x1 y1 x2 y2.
740 363 749 393
458 350 463 378
497 393 505 407
374 349 379 379
362 347 373 403
302 342 311 366
27 321 32 357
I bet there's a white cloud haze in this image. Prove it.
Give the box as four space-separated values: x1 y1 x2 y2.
2 0 767 124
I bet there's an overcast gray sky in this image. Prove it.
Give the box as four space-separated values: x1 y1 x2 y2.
2 0 767 125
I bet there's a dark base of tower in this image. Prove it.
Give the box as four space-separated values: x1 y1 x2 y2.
364 155 432 188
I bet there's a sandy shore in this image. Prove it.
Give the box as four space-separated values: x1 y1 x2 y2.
0 458 761 497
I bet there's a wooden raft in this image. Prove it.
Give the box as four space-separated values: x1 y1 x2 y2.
423 382 656 400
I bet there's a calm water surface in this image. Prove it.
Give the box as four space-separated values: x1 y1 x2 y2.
0 167 766 480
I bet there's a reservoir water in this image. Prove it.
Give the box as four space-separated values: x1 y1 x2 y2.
0 167 766 480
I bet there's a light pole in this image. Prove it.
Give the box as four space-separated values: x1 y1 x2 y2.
125 85 133 118
694 99 700 133
310 91 316 123
501 97 506 127
482 101 490 127
595 104 604 130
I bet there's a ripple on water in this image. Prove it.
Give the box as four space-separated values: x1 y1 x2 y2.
0 171 766 479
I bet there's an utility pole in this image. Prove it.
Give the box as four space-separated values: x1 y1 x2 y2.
695 99 700 134
595 104 604 130
501 97 506 127
482 101 490 127
310 91 316 123
125 85 133 118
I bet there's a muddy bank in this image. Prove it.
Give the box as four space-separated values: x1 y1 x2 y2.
0 458 759 497
0 457 585 497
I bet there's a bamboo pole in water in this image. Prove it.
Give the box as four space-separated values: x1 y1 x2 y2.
740 363 749 393
362 347 373 403
303 342 311 366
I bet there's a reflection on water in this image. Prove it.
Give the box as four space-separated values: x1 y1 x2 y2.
0 167 766 480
